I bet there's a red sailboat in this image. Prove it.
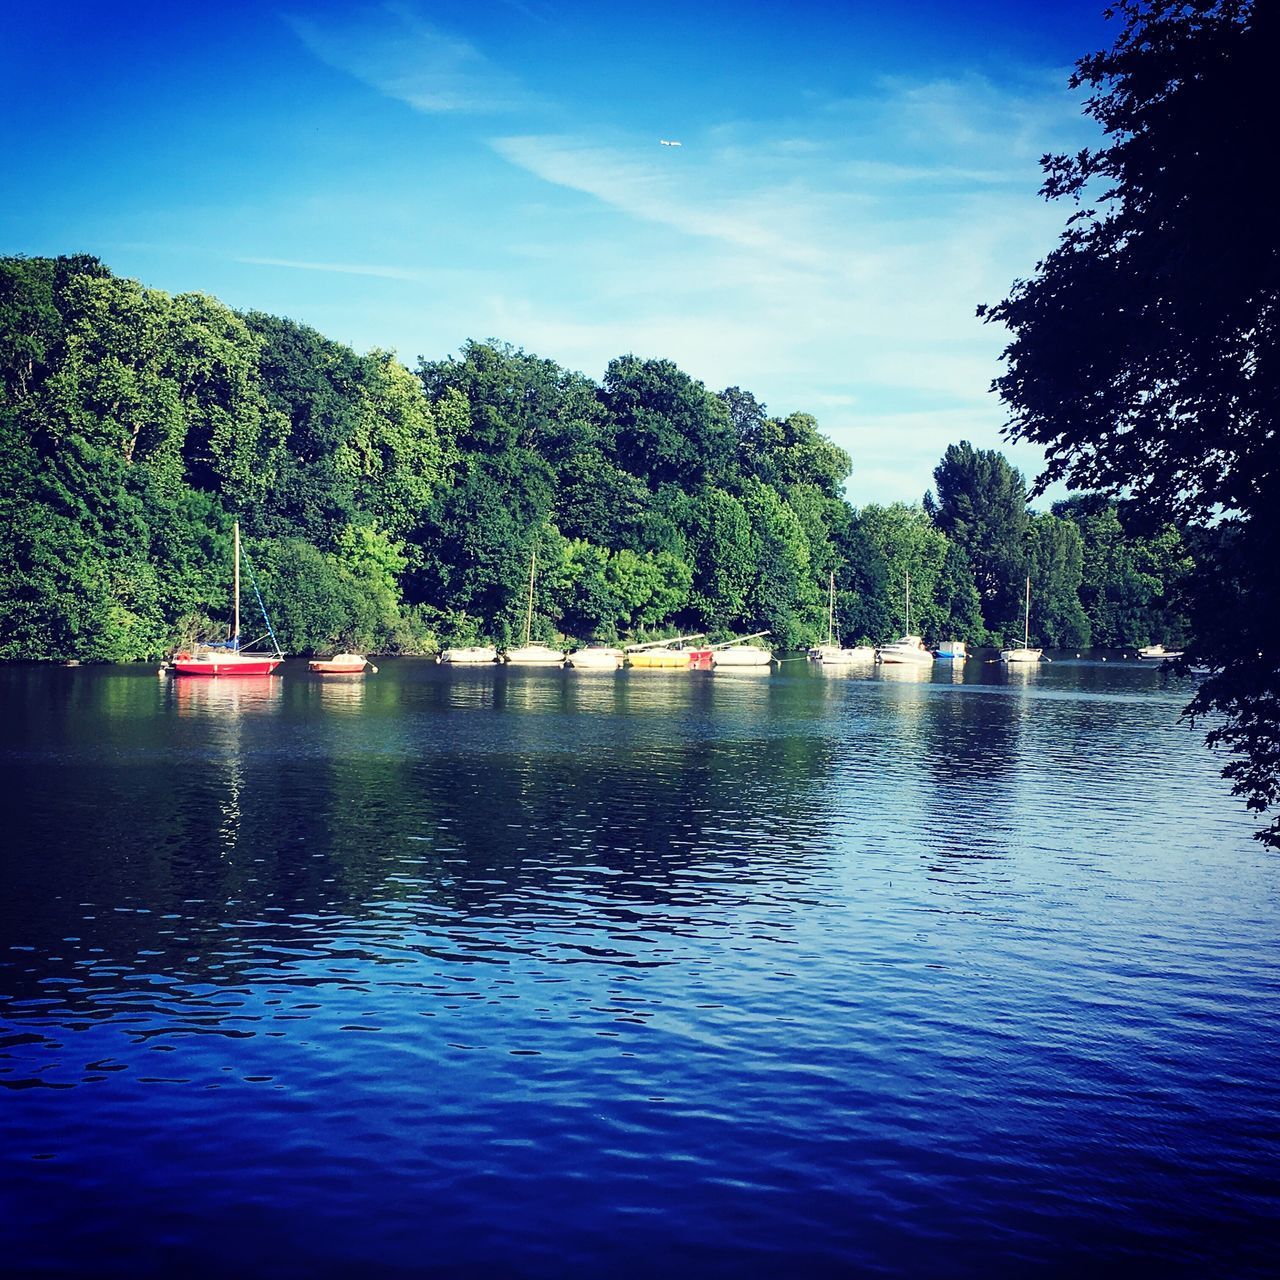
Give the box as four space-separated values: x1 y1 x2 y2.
168 522 284 677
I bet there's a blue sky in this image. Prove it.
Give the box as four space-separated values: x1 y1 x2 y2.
2 1 1114 506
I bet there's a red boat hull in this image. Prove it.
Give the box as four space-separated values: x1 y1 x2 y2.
171 657 282 677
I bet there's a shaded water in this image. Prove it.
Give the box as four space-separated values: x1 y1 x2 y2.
1 658 1277 1277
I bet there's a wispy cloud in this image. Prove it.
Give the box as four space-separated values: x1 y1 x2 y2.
478 72 1093 501
236 255 429 281
490 134 831 269
287 3 539 113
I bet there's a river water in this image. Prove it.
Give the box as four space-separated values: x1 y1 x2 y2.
1 658 1276 1277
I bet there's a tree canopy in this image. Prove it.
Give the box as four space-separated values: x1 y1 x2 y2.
0 253 1204 675
981 0 1280 841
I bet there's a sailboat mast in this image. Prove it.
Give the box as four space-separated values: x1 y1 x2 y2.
524 547 536 648
233 520 241 647
905 568 911 634
828 571 836 646
1024 575 1031 649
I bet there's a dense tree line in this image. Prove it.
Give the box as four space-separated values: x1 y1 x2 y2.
1 255 1196 661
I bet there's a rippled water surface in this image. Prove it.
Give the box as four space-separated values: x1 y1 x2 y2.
2 658 1277 1277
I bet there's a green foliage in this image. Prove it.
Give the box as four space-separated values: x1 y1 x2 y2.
602 355 732 491
1027 512 1090 648
736 405 853 498
927 441 1030 637
252 538 351 655
680 489 755 628
854 504 950 641
1052 496 1189 647
983 1 1280 840
933 544 987 646
741 479 818 649
0 253 1217 686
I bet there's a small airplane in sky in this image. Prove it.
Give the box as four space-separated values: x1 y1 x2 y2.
659 139 682 147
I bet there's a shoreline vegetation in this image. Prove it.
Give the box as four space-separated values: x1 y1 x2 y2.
2 254 1199 664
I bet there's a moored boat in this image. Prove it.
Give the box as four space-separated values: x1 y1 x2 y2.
440 646 499 664
172 651 283 676
567 646 624 669
309 652 373 674
503 644 566 665
628 649 692 668
503 549 565 665
810 574 872 664
815 645 876 665
1000 577 1042 664
1138 643 1185 660
936 640 967 660
625 633 704 669
169 522 284 677
713 647 773 667
710 632 774 667
875 569 934 666
877 635 934 666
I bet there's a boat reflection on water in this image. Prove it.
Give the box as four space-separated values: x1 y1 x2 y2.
171 674 283 716
1000 660 1044 685
314 673 368 712
874 662 931 683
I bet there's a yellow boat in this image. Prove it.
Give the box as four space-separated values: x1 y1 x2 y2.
628 649 692 669
624 633 705 669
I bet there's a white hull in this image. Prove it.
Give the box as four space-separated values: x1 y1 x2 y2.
713 646 773 667
1138 645 1184 660
503 645 565 665
813 645 875 665
567 647 624 669
1000 648 1042 664
441 646 498 664
877 636 933 665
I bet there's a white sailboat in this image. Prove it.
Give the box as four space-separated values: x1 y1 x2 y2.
566 645 624 669
1001 577 1043 664
504 548 565 665
810 572 874 664
877 568 934 666
709 631 774 667
440 646 499 664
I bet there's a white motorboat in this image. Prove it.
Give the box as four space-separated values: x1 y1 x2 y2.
1000 577 1042 664
567 646 624 669
440 646 499 664
1138 643 1185 660
877 635 934 665
876 569 933 665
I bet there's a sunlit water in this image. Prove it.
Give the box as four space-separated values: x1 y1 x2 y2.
2 658 1276 1277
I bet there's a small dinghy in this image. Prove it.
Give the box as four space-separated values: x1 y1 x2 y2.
309 653 375 674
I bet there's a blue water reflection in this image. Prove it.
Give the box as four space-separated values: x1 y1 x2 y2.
1 658 1275 1277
